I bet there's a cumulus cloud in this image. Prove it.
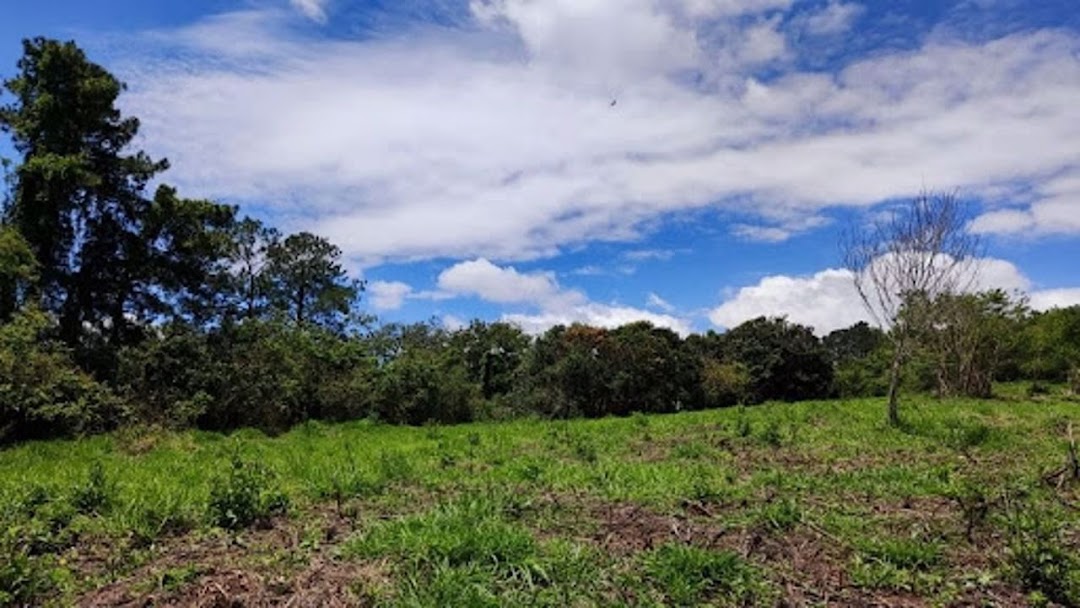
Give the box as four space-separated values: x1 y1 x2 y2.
505 305 692 336
710 268 866 335
102 3 1080 265
709 256 1035 335
1029 288 1080 311
368 280 413 311
437 259 690 334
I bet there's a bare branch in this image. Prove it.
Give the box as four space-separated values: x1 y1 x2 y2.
840 189 982 424
842 190 982 329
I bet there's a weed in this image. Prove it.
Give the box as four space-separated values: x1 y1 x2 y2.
467 432 483 447
851 537 945 593
858 537 944 571
0 529 53 606
759 420 783 448
71 462 113 516
1004 501 1080 606
944 473 993 541
689 465 724 502
424 424 444 441
517 462 544 484
377 450 415 484
439 449 457 469
153 565 203 592
572 436 598 464
735 408 752 438
943 420 994 453
206 455 289 530
671 441 709 460
758 498 803 532
643 543 770 606
341 496 539 601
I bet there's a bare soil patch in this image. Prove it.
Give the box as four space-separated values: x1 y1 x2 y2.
76 509 386 608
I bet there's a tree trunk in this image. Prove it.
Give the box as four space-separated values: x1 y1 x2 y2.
886 338 904 426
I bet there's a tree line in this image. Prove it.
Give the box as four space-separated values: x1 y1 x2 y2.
1 38 1078 444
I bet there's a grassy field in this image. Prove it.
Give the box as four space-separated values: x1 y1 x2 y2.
2 393 1079 606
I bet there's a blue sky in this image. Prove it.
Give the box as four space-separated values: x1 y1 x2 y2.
2 0 1079 335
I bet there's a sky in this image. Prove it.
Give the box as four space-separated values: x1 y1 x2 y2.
1 0 1079 336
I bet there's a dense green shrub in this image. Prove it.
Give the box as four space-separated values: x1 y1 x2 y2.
0 309 124 443
447 320 529 399
375 349 479 425
116 325 221 428
834 348 891 398
118 320 379 433
721 317 835 403
516 322 704 419
700 359 750 407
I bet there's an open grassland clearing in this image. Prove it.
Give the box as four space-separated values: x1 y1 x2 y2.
2 394 1080 606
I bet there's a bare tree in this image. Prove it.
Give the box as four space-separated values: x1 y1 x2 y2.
842 190 981 425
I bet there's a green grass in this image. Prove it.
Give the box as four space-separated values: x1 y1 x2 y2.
1 395 1079 605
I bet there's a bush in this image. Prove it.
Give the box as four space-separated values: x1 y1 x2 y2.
70 463 114 516
834 350 890 398
516 322 704 419
0 308 125 443
700 360 750 407
721 317 834 403
206 455 290 530
1006 505 1080 606
375 349 479 425
0 533 52 607
119 320 380 434
116 326 219 428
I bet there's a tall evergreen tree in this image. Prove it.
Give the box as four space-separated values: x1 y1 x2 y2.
1 38 169 344
264 231 362 331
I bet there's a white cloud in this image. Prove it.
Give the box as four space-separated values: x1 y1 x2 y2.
647 292 677 313
437 258 573 306
290 0 328 23
709 257 1035 335
472 0 700 85
624 248 680 262
505 305 691 336
437 259 691 334
1029 289 1080 311
801 1 864 36
710 268 866 335
970 169 1080 236
442 314 467 331
369 280 413 311
112 6 1080 265
677 0 793 19
732 224 794 242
